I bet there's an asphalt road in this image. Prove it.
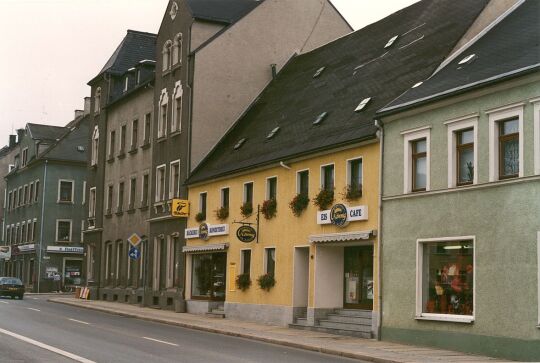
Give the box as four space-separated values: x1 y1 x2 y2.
0 295 364 363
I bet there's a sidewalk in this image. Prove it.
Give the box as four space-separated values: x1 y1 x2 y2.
49 297 506 363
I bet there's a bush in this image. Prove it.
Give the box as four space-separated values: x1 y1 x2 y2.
240 202 253 217
195 212 206 222
235 273 251 291
344 184 362 201
289 193 309 217
313 189 334 210
257 273 276 291
215 207 229 221
261 199 277 219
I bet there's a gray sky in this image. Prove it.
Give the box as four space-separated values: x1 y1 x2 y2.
0 0 417 142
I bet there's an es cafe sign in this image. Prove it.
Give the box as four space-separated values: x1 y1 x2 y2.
317 204 367 227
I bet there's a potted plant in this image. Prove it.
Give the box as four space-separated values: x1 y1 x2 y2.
289 193 309 216
195 212 206 223
343 184 362 201
235 273 251 291
261 199 277 219
257 273 275 291
240 202 253 217
313 189 334 210
215 206 229 221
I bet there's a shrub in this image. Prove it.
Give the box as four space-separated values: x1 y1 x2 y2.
344 184 362 201
289 193 309 217
240 202 253 217
235 273 251 291
313 189 334 210
257 273 276 291
261 199 277 219
195 212 206 222
215 207 229 221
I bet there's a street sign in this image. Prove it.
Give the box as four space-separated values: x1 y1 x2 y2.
172 199 190 217
127 233 141 247
128 246 141 260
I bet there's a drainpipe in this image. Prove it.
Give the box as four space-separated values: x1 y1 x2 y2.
37 159 48 293
374 119 384 340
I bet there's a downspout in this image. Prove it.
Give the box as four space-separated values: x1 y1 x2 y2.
374 119 384 340
37 159 48 293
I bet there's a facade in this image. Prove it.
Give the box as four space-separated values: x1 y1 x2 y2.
182 0 491 337
3 117 89 292
378 1 540 360
0 134 19 247
147 0 351 310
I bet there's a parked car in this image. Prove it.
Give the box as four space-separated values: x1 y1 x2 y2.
0 277 24 300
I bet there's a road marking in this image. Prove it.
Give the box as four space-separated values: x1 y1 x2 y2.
68 318 90 325
0 327 95 363
26 308 41 312
142 336 179 346
0 301 8 304
32 298 39 300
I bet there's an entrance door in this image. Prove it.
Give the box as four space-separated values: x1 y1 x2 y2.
344 246 373 310
191 253 227 301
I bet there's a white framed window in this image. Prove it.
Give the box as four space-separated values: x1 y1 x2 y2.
17 187 22 207
89 187 97 219
172 33 182 65
487 103 524 181
266 176 277 200
199 192 207 217
155 165 166 202
91 126 99 166
141 173 150 207
131 119 138 150
402 126 431 193
117 181 125 213
58 180 74 203
120 124 127 154
416 236 475 324
106 184 114 214
320 163 335 191
264 247 276 275
158 89 169 138
166 236 174 288
162 40 172 72
243 182 254 205
123 76 129 93
21 148 28 167
143 113 152 145
347 157 363 196
108 130 116 159
169 160 180 199
56 219 72 242
94 87 101 114
240 249 251 276
129 177 137 210
220 187 230 209
171 81 183 133
531 98 540 175
31 219 37 242
445 115 478 188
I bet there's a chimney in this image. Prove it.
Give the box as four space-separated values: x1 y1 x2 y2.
74 110 84 119
83 97 91 115
9 135 16 147
16 129 24 142
271 64 277 79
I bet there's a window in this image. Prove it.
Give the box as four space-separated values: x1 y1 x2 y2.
129 178 136 210
87 245 95 281
56 220 72 242
199 192 207 218
89 187 96 219
58 180 74 203
158 90 168 138
244 182 253 205
446 116 478 188
533 100 540 175
123 76 129 93
487 104 523 181
91 126 99 165
166 236 174 288
117 182 124 213
162 40 172 72
403 127 431 193
29 183 34 204
34 180 40 202
131 119 138 150
156 165 166 202
120 125 127 154
6 226 10 244
412 139 427 192
321 164 334 191
143 113 151 145
109 130 116 159
266 177 277 200
172 33 182 65
142 174 149 207
17 187 22 207
21 222 26 243
170 161 180 198
241 249 251 276
416 237 474 323
94 87 101 114
23 185 28 205
82 181 86 205
21 148 28 167
171 81 182 133
106 185 113 215
191 253 226 299
456 129 474 185
347 158 363 195
105 242 113 283
116 242 123 283
221 187 229 209
265 248 276 276
7 191 11 210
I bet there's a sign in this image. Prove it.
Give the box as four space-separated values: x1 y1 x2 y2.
14 244 36 254
185 223 229 239
0 246 11 260
128 246 141 260
236 225 256 243
127 233 141 247
317 205 368 226
172 199 190 218
46 246 84 254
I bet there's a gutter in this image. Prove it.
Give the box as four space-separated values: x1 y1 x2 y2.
374 119 384 341
37 160 48 293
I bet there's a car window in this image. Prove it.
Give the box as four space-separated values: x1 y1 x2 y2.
11 278 23 285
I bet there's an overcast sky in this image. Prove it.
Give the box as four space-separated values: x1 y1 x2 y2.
0 0 417 142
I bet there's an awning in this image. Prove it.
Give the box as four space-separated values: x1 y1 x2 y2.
309 230 376 244
182 243 229 253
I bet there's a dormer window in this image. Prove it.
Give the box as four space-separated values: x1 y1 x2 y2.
94 87 101 114
172 33 183 66
162 41 173 72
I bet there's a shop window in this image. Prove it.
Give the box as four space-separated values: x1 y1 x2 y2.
266 177 277 200
56 220 72 242
265 248 276 276
321 164 334 191
221 187 229 209
58 180 74 203
241 249 251 276
169 160 180 199
64 260 83 286
417 238 474 323
191 253 226 300
297 170 309 196
498 118 520 179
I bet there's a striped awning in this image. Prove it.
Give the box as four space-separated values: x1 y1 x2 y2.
182 243 229 253
309 230 376 244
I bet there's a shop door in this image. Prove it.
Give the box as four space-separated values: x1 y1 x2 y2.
191 253 227 301
344 246 373 310
64 259 83 286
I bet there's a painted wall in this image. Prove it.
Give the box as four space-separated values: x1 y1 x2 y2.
190 20 224 51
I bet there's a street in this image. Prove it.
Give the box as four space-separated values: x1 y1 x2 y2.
0 295 363 363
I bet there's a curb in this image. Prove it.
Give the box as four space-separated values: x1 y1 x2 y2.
48 298 398 363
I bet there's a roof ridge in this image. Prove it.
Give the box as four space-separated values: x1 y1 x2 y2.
126 29 157 37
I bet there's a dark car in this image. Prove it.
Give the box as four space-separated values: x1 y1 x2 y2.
0 277 24 300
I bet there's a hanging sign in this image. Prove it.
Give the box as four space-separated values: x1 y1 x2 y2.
317 205 368 226
236 225 256 243
199 223 209 241
185 223 229 240
171 199 190 218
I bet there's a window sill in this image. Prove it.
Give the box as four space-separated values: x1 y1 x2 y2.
127 208 136 214
162 69 172 77
141 143 151 150
139 205 149 211
157 136 167 143
117 153 126 160
128 148 138 155
89 164 97 170
172 63 182 71
115 211 124 216
170 130 182 137
107 157 115 164
415 314 474 324
57 201 74 205
105 213 113 219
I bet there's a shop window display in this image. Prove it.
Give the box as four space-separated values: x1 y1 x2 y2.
191 253 226 300
422 240 473 316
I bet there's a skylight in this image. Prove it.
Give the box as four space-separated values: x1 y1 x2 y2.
458 54 477 65
313 67 326 78
313 112 328 125
384 35 398 48
266 127 280 139
412 81 423 88
354 98 371 112
233 138 246 150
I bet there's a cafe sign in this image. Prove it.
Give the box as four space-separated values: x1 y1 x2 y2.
185 223 229 240
317 204 368 227
236 225 256 243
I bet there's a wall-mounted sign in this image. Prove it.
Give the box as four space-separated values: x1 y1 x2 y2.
172 199 190 218
46 246 84 254
185 224 229 239
0 246 11 260
13 244 36 254
317 205 368 227
236 226 256 243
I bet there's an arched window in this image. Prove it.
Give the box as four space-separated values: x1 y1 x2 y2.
158 89 169 138
91 126 99 166
94 87 101 114
172 33 182 66
171 81 183 133
162 40 173 72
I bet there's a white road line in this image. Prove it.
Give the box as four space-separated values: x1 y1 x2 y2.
0 301 9 304
26 308 41 312
142 336 179 346
32 298 39 300
68 318 90 325
0 327 95 363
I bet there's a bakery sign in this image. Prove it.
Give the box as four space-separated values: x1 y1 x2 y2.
317 204 368 227
185 223 229 240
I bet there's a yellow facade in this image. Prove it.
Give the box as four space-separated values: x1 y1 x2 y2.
186 141 380 325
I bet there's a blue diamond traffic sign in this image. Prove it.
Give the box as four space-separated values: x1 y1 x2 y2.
128 246 141 260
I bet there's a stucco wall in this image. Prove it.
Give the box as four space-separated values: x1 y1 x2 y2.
190 20 224 51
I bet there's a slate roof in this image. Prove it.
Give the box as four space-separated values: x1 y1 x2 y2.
94 30 157 82
37 116 89 163
186 0 263 24
187 0 489 184
379 0 540 115
26 123 68 141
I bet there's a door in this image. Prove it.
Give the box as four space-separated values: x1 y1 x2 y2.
191 253 227 301
344 246 373 310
